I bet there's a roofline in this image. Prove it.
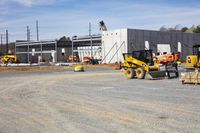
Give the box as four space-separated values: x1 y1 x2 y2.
103 28 200 35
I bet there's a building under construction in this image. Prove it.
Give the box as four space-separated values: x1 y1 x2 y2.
15 35 102 63
13 25 200 64
102 29 200 63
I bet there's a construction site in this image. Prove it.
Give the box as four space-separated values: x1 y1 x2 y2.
0 5 200 131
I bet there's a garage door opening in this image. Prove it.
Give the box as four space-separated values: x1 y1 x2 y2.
157 44 171 55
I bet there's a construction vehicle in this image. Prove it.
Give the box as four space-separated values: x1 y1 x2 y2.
0 53 17 64
99 20 107 31
83 56 99 64
74 65 84 72
155 53 180 66
83 56 92 64
122 50 178 79
155 52 180 79
68 55 80 63
181 44 200 84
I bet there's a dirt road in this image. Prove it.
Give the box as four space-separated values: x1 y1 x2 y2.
0 68 200 133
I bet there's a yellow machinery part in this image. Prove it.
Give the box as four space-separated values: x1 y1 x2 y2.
186 55 199 67
123 55 151 72
123 54 166 80
74 65 84 72
2 55 17 64
149 64 160 71
181 45 199 84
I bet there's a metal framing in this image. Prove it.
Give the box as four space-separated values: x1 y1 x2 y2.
15 40 57 63
71 34 101 62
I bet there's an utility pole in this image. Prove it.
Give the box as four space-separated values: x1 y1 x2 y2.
27 26 30 42
89 22 93 59
27 26 30 63
72 37 74 63
36 20 39 41
6 30 8 54
0 34 2 53
89 22 91 36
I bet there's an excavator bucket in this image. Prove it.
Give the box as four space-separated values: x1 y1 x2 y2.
145 71 166 80
181 69 200 84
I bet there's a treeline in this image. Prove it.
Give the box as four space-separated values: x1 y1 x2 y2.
160 25 200 33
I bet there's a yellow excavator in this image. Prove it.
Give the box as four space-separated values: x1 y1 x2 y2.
181 44 200 84
122 50 178 79
0 52 17 64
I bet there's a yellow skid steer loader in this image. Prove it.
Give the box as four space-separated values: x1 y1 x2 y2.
122 50 178 80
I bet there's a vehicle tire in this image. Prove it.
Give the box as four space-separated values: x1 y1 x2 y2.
136 67 146 79
125 68 135 79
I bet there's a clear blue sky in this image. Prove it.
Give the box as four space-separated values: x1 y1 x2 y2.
0 0 199 42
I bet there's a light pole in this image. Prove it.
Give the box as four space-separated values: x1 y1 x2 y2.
89 23 93 59
6 30 8 54
71 36 77 63
36 20 39 41
0 34 2 53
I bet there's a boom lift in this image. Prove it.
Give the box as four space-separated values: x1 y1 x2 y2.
99 21 107 31
155 53 180 66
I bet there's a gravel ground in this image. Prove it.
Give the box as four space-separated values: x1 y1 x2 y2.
0 68 200 133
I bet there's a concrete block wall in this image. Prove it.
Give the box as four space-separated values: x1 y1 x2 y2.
127 29 200 61
102 28 200 64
